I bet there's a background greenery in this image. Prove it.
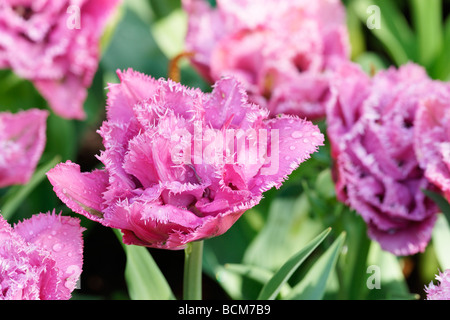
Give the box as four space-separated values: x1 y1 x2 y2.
1 0 449 300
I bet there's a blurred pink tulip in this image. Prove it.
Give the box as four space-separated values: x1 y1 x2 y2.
183 0 350 120
326 62 444 256
0 109 48 188
0 0 120 119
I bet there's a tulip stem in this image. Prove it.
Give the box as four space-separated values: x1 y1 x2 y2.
183 240 204 300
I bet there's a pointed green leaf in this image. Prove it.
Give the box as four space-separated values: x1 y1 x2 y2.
411 0 442 68
285 232 346 300
423 189 450 226
431 15 450 80
114 229 175 300
226 263 275 284
350 0 417 65
257 228 331 300
225 264 292 298
243 196 323 271
432 214 450 270
0 155 61 221
366 241 410 300
151 8 187 59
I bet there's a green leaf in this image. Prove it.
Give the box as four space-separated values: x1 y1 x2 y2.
256 228 331 300
114 229 175 300
346 1 366 60
355 52 390 75
423 189 450 226
432 213 450 270
285 232 346 300
430 15 450 80
149 0 181 20
0 155 61 221
243 196 324 271
46 114 77 162
350 0 417 65
225 264 292 298
151 8 187 59
411 0 442 68
366 241 411 300
226 263 276 284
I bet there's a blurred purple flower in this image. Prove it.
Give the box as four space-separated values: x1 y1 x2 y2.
0 0 120 119
0 109 48 188
425 269 450 300
47 69 324 249
0 211 84 300
182 0 350 120
414 86 450 203
326 62 442 256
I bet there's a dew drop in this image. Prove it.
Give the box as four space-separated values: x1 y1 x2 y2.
289 145 295 151
285 156 290 161
64 280 73 289
53 243 63 252
291 131 303 139
303 138 309 143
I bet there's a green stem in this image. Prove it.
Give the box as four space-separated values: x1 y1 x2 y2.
183 240 204 300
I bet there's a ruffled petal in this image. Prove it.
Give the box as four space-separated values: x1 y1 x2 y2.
13 211 85 298
46 161 109 222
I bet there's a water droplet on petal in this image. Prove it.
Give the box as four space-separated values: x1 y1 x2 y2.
64 280 73 289
289 145 295 151
53 243 63 252
291 131 303 139
303 138 309 143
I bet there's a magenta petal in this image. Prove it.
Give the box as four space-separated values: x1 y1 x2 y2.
205 76 268 130
118 201 204 249
368 214 437 256
0 109 48 188
46 161 109 222
106 69 161 123
0 212 84 300
250 115 324 193
425 269 450 300
14 211 85 297
34 75 87 120
415 92 450 201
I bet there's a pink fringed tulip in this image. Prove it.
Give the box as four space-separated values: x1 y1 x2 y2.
183 0 350 120
47 69 324 249
0 0 120 119
425 269 450 300
326 62 442 256
414 86 450 202
0 109 48 188
0 211 84 300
